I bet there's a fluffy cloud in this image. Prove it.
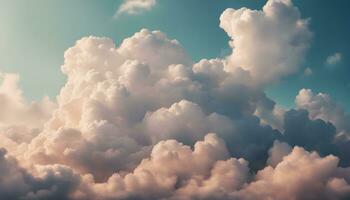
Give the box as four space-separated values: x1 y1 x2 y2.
0 72 56 159
295 89 350 166
116 0 157 16
144 99 280 171
24 23 284 179
0 72 56 129
77 134 247 200
266 140 292 167
0 148 81 200
220 0 312 85
296 89 350 137
236 144 350 200
6 134 350 200
2 0 350 199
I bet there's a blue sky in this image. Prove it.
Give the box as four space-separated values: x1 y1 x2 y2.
0 0 349 110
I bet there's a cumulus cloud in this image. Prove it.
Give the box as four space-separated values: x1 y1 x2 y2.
296 89 350 137
220 0 312 85
326 52 342 66
0 72 56 159
0 72 56 129
295 89 350 166
4 135 350 200
24 27 277 178
116 0 157 16
77 134 246 200
0 148 81 200
2 0 350 199
236 144 350 200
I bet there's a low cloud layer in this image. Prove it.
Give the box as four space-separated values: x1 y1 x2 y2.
1 0 350 199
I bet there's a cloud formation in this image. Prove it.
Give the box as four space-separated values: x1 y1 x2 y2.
1 0 350 199
296 88 350 137
117 0 157 16
3 135 350 200
220 0 312 85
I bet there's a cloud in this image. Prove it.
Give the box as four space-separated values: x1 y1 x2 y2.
116 0 157 16
295 89 350 166
266 140 292 167
0 72 56 159
326 52 342 66
0 148 81 200
2 0 350 199
26 27 276 178
0 72 56 129
282 109 336 156
78 134 246 200
236 143 350 200
220 0 312 85
4 135 350 200
296 89 350 137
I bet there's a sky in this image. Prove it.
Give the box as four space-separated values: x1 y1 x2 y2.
1 0 349 111
1 0 350 199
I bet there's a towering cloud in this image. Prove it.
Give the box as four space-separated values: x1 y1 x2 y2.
220 0 312 85
0 0 349 199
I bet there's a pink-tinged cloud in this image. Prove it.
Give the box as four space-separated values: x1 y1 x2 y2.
1 0 350 199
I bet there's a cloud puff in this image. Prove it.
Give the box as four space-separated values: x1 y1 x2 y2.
0 148 81 200
220 0 312 85
116 0 157 16
296 89 350 137
236 143 350 200
0 72 56 129
78 134 248 200
0 72 56 159
326 52 342 66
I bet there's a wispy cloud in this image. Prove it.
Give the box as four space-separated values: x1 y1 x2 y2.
326 52 342 66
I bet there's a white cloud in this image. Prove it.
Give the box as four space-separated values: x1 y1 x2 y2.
220 0 312 85
116 0 157 16
326 52 342 66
